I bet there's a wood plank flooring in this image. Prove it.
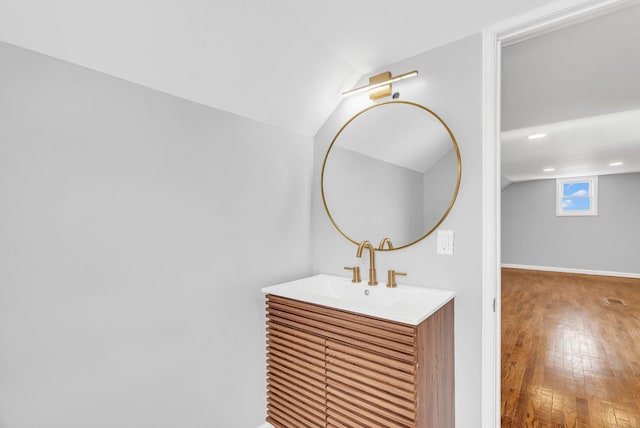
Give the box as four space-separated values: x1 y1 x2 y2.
501 268 640 427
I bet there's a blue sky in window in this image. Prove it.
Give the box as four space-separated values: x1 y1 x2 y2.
563 182 590 198
562 181 591 211
562 197 591 211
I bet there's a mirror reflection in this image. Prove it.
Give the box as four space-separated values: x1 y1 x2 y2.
321 101 461 249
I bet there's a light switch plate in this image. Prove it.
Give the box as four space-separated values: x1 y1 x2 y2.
437 230 454 255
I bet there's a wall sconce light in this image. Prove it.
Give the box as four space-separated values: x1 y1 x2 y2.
341 70 418 100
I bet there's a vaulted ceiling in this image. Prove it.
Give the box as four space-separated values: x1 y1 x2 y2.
0 0 552 136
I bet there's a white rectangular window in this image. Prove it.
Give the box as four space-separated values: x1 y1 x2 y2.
556 176 598 216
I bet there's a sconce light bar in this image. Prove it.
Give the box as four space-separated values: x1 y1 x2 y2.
341 70 418 99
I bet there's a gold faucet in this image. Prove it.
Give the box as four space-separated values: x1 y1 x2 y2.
356 241 378 285
386 270 407 288
344 266 361 283
378 237 394 250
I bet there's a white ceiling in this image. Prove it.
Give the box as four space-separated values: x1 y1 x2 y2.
0 0 552 137
501 3 640 182
502 109 640 181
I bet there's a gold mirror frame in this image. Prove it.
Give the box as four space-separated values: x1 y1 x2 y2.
321 100 462 251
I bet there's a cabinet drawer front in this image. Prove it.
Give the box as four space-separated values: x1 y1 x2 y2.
267 295 417 363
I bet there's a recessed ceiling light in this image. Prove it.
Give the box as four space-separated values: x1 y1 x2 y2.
609 161 623 166
543 168 555 172
528 133 547 140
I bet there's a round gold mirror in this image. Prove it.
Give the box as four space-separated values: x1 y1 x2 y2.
321 100 461 250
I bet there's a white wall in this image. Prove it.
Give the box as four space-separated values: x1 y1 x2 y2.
0 42 312 428
312 35 483 427
502 173 640 274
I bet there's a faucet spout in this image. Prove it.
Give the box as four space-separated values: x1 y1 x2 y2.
378 237 394 250
356 241 378 285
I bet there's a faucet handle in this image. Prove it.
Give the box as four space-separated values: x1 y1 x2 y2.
344 266 362 283
386 270 407 288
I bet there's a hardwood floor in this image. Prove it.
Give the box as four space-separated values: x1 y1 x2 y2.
501 268 640 427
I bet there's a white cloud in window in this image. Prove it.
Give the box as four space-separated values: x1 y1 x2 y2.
567 189 588 197
562 199 573 208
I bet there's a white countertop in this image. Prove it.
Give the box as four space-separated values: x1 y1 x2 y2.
262 274 455 325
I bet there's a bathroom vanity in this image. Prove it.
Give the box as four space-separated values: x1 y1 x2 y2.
262 275 455 428
262 98 461 427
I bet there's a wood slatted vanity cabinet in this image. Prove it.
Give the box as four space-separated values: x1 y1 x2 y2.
265 294 454 428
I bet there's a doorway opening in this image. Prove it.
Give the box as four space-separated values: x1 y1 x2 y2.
482 0 640 426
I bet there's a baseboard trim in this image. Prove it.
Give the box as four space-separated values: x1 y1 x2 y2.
501 263 640 279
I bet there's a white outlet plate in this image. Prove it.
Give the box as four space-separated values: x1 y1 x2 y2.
437 230 454 255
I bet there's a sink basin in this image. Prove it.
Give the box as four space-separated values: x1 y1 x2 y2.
261 274 455 325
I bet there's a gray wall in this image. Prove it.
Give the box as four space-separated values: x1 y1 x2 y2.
501 4 640 131
423 148 459 231
324 146 424 245
312 35 483 427
0 42 312 428
502 173 640 274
